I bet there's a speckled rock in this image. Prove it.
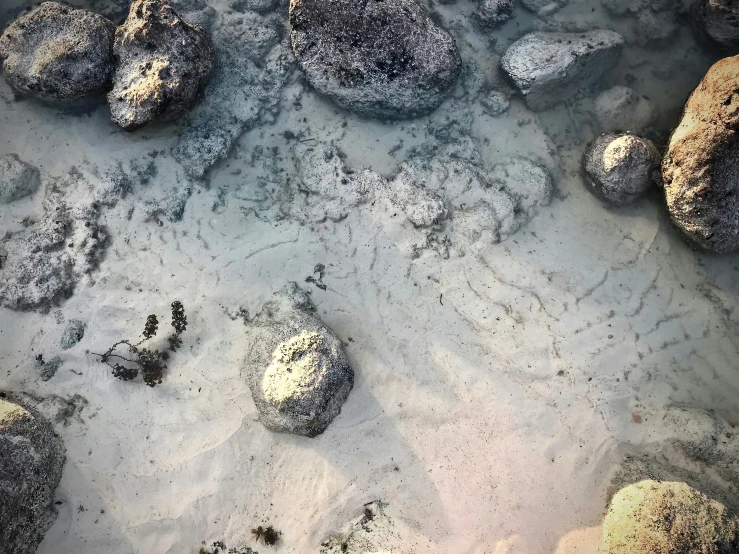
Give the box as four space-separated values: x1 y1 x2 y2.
594 86 656 133
0 2 115 103
662 55 739 252
244 299 354 437
289 0 462 119
520 0 567 15
583 133 660 205
0 393 65 554
475 0 515 28
500 30 624 112
60 319 85 350
0 154 40 204
108 0 215 131
602 480 739 554
696 0 739 51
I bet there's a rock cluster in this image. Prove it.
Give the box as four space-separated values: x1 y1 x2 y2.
583 133 660 205
0 154 40 204
662 55 739 253
244 299 354 437
500 30 624 111
289 0 462 119
0 393 66 554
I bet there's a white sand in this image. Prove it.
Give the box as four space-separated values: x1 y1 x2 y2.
1 0 738 553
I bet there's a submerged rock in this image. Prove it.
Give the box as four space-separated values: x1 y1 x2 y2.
244 300 354 437
662 55 739 252
0 2 115 103
475 0 515 28
696 0 739 51
289 0 462 119
0 393 66 554
108 0 215 131
520 0 567 15
602 480 739 554
60 319 86 350
583 133 660 205
500 30 624 112
0 154 40 204
593 86 656 133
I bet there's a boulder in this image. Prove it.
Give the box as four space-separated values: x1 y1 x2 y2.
475 0 515 28
593 86 656 133
289 0 462 119
244 300 354 437
500 30 624 112
0 2 115 103
108 0 215 131
583 133 660 205
602 480 739 554
696 0 739 51
0 393 65 554
0 154 40 204
662 55 739 252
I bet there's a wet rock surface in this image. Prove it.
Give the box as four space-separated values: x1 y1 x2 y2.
593 86 656 134
0 392 66 554
244 299 354 437
500 30 624 112
0 2 115 103
583 133 660 205
108 0 215 130
662 55 739 253
289 0 462 119
696 0 739 51
0 154 40 204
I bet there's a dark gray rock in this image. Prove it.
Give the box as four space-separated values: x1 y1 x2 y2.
0 154 40 204
108 0 215 130
60 319 85 350
662 55 739 252
0 392 65 554
475 0 515 28
289 0 462 119
244 299 354 437
0 2 115 103
500 30 624 112
696 0 739 51
583 132 660 205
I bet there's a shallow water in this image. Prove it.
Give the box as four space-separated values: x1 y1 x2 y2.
1 0 739 553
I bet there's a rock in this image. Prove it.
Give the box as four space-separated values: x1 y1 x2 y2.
583 133 659 205
490 157 553 224
0 2 115 103
289 0 462 119
480 90 511 116
662 56 739 252
0 393 65 554
593 86 656 133
385 167 449 227
320 501 404 554
500 30 624 112
60 319 86 350
108 0 215 131
230 0 281 14
37 355 63 381
635 9 678 46
520 0 567 15
602 480 739 554
244 299 354 437
0 154 40 204
696 0 739 51
475 0 515 28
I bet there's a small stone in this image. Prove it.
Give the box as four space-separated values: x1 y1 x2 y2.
480 90 511 116
475 0 515 28
593 86 656 133
635 9 678 46
520 0 567 15
37 355 63 381
583 133 660 205
60 319 86 350
0 154 40 204
244 300 354 437
289 0 462 119
500 30 625 112
696 0 739 51
0 393 66 554
108 0 215 131
0 2 115 103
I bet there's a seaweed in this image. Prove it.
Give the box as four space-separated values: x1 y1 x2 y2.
94 301 188 387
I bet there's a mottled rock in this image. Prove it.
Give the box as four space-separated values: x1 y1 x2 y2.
108 0 215 130
289 0 462 119
60 319 85 350
583 133 660 205
0 154 40 204
662 56 739 252
635 9 678 46
696 0 739 51
386 167 449 227
602 480 739 554
244 300 354 437
0 2 115 103
475 0 515 28
0 393 65 554
594 86 656 133
500 30 624 111
520 0 567 15
481 90 511 116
